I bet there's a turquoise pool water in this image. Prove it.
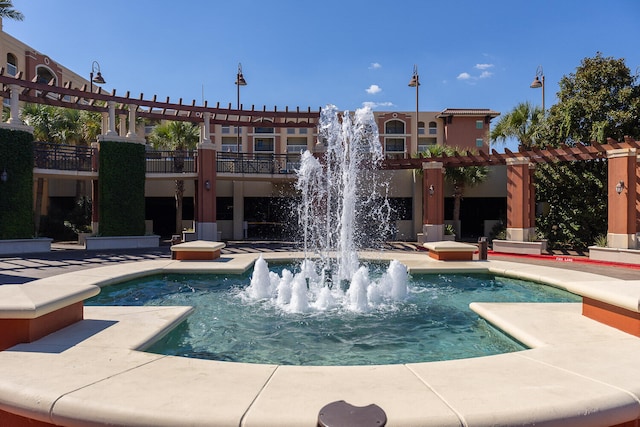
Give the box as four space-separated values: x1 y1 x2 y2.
86 268 580 365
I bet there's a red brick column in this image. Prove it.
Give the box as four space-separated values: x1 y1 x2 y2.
421 161 444 242
506 157 534 241
196 142 218 241
607 148 637 249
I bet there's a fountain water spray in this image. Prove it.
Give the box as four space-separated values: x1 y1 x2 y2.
245 105 408 312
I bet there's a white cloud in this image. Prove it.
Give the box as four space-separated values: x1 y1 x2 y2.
479 71 493 79
362 101 394 110
369 62 382 69
457 72 471 80
366 84 382 94
475 63 494 70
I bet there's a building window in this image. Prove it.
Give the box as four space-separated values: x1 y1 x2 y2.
287 128 295 134
418 121 425 135
216 197 234 220
286 137 307 154
255 137 274 152
428 121 437 135
385 120 405 134
255 125 275 134
385 138 405 159
6 53 17 76
300 128 308 134
475 120 483 129
222 126 230 134
36 66 56 85
476 138 484 147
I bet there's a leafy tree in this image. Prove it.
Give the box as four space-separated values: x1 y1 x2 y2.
540 52 640 146
22 104 101 145
0 0 24 21
534 53 640 250
417 145 489 234
148 121 199 234
22 104 101 236
490 101 543 149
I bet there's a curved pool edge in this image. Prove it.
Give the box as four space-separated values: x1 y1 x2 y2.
1 253 640 426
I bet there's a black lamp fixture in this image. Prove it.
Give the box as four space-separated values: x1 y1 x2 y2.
530 65 545 111
408 64 420 154
428 184 434 196
235 62 247 154
205 180 211 191
90 61 106 93
616 180 625 195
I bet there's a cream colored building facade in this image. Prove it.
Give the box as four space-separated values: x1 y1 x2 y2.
1 18 506 242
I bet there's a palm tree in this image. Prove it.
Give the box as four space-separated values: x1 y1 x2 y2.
22 105 102 236
490 101 543 150
148 121 199 234
0 1 24 21
417 145 490 235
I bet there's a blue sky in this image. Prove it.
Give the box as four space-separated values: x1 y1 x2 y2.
4 0 640 151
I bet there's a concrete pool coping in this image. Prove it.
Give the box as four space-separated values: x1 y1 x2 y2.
1 252 640 426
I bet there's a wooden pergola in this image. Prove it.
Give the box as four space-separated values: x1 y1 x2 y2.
1 72 637 250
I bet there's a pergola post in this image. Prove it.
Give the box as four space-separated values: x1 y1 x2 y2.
196 113 218 241
607 148 637 249
506 157 535 241
421 161 444 242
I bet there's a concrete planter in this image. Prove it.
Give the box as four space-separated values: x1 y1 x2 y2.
492 239 547 255
77 232 92 246
0 238 52 255
85 235 160 250
589 246 640 266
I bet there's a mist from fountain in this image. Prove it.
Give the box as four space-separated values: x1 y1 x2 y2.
245 105 408 313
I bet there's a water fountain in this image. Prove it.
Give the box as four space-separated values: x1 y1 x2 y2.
245 105 408 313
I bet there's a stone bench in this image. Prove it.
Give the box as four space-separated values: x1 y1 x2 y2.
423 241 478 261
170 240 226 260
571 279 640 338
0 280 99 351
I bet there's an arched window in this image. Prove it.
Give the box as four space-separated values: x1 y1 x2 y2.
385 119 405 134
428 121 437 135
254 120 275 134
36 66 56 85
6 53 17 76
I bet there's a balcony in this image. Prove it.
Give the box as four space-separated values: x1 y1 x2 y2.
34 142 94 172
216 153 297 175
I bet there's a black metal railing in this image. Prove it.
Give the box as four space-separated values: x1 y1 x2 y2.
146 150 197 173
216 153 300 175
34 142 95 171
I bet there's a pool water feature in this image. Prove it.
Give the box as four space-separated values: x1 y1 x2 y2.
86 268 580 366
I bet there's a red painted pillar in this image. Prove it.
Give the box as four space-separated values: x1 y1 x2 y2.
506 157 533 241
421 161 444 242
196 141 218 241
607 148 637 249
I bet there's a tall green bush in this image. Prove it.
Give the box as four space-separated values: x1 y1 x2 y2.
0 128 34 238
98 140 146 236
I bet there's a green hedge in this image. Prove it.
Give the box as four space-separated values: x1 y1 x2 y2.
0 128 34 239
98 140 146 236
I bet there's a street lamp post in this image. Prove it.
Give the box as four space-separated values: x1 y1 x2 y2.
90 61 106 93
235 63 247 154
408 65 420 156
530 65 545 111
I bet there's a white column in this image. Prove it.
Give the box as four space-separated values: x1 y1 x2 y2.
126 104 137 138
118 114 126 137
106 101 117 136
199 112 212 146
7 84 20 125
